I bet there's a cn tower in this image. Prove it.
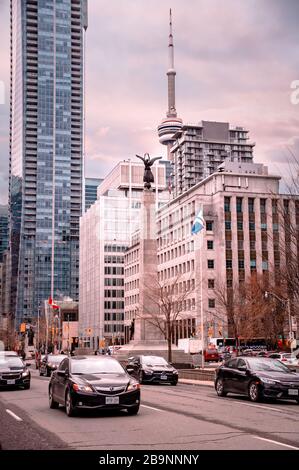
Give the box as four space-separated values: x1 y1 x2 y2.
157 9 183 159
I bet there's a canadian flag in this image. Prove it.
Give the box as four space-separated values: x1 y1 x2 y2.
48 297 60 310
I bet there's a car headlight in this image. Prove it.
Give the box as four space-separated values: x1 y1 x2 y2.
72 383 94 393
127 381 140 391
262 378 278 385
22 370 29 377
172 370 178 375
143 369 153 375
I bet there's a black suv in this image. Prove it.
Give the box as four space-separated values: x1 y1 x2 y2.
126 355 178 385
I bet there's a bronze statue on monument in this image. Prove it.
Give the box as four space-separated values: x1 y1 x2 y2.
136 153 162 189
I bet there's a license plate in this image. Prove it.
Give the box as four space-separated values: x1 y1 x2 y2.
160 375 167 380
288 389 299 396
105 396 119 404
7 380 15 385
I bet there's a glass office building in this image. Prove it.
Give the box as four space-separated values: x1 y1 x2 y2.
9 0 88 326
85 177 103 211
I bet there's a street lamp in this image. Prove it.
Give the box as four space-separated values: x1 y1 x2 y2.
264 291 294 353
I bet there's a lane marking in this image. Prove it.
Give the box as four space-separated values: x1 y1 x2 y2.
6 409 23 422
141 404 165 412
234 402 287 413
251 436 299 450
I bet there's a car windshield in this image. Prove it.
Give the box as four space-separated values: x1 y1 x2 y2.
0 357 24 369
71 358 125 375
48 355 66 363
141 356 168 366
248 358 291 373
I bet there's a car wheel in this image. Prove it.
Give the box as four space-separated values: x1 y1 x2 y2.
216 378 227 397
248 382 260 402
49 386 59 409
127 405 139 415
24 383 30 390
296 399 299 405
138 371 143 384
171 381 177 386
65 389 76 417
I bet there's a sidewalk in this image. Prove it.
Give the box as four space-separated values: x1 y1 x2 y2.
179 378 214 387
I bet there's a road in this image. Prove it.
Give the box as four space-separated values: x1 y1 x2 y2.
0 368 299 450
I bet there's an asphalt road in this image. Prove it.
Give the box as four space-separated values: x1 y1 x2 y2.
0 368 299 450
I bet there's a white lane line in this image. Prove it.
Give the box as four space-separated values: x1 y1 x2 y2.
6 409 23 422
141 404 165 412
252 436 299 450
238 402 287 413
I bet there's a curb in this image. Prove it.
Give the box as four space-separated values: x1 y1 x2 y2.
179 378 214 387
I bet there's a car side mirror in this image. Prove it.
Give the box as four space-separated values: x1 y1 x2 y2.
57 369 69 377
126 367 134 375
26 362 31 367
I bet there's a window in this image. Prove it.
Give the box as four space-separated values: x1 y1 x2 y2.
261 223 267 231
224 197 231 213
262 261 268 270
208 299 215 308
237 221 243 231
207 240 214 250
250 260 256 268
226 240 232 250
236 197 243 213
260 199 266 214
248 198 255 213
273 223 279 231
207 259 214 269
227 279 233 288
225 221 231 231
208 279 215 289
226 260 232 269
249 222 255 231
238 260 244 269
206 221 213 231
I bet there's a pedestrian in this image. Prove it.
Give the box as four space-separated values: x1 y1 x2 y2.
94 350 98 355
21 350 26 361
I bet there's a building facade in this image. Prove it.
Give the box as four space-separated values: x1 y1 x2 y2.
8 0 88 326
170 121 255 198
85 177 103 211
79 161 168 349
124 162 299 346
0 206 8 264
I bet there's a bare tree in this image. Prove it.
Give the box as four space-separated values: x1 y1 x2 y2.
215 273 288 350
137 274 195 362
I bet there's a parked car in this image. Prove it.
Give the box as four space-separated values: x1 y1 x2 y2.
39 354 66 377
268 352 298 366
215 356 299 403
0 356 31 389
126 355 178 385
48 355 140 417
204 348 220 362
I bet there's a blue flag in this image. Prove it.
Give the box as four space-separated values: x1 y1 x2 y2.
191 208 205 235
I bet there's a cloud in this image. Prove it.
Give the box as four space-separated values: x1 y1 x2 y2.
1 0 299 194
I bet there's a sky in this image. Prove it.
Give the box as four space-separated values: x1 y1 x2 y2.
0 0 299 204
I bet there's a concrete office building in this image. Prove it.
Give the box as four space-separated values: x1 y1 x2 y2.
8 0 88 326
170 121 255 198
79 160 168 349
124 162 299 345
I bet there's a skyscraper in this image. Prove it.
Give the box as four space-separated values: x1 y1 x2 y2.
85 177 103 211
9 0 88 326
157 9 183 160
0 205 8 264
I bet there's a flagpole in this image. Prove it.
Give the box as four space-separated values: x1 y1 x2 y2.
200 228 204 369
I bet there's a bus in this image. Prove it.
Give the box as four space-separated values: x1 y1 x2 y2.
210 337 267 352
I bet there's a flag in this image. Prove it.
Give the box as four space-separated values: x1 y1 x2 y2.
48 297 59 310
191 208 205 235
